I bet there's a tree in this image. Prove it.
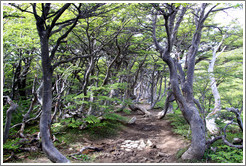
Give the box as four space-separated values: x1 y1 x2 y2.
3 2 243 163
10 3 108 162
151 3 234 160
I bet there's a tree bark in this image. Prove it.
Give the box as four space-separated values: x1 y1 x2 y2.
157 86 174 119
206 36 226 134
39 36 70 163
3 96 18 144
152 4 208 160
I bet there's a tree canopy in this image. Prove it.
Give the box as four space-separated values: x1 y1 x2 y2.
2 2 243 163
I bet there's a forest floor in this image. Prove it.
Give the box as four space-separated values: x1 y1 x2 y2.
8 104 190 163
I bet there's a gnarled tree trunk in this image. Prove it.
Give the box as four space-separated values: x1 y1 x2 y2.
3 96 18 144
206 36 226 134
39 36 70 163
151 3 218 160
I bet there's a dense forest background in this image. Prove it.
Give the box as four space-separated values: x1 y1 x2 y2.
2 2 244 163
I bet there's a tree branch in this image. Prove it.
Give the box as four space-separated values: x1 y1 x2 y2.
152 14 164 53
226 107 243 132
222 120 243 149
52 54 92 69
47 3 71 36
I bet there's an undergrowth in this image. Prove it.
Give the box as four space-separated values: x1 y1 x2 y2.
167 109 243 163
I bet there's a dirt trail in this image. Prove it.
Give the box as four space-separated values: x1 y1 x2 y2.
93 105 189 163
17 104 189 163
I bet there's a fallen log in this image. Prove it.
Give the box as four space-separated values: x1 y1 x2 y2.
128 104 152 116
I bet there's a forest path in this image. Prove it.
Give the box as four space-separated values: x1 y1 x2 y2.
92 104 189 163
21 104 189 163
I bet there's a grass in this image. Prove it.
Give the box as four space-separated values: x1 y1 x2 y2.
3 116 124 163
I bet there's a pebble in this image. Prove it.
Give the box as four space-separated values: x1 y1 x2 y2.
125 140 131 143
131 144 139 148
157 152 166 157
125 148 132 152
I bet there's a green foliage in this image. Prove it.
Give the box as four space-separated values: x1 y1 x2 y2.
167 113 191 139
103 113 128 122
84 115 101 124
123 109 131 114
68 154 91 162
52 122 67 133
3 138 21 152
67 119 84 129
86 120 122 140
176 147 189 159
209 145 243 163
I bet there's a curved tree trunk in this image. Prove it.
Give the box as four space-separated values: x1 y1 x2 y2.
157 86 174 119
3 96 18 144
180 103 206 159
39 36 70 163
206 36 226 134
151 4 210 160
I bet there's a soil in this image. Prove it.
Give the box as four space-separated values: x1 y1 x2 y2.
6 104 190 163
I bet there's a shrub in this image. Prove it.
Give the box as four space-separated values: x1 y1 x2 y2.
209 145 243 163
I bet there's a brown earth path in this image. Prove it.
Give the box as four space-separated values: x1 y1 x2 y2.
18 104 190 163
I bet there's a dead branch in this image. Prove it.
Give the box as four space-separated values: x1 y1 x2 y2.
157 88 175 119
221 120 243 149
11 110 42 129
128 104 152 116
206 136 222 149
226 107 243 132
19 76 38 137
3 152 18 162
69 146 103 158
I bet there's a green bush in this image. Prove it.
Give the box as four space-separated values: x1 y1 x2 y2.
167 113 191 139
209 145 243 163
3 138 22 152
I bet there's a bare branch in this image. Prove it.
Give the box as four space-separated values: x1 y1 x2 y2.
226 107 243 132
52 54 91 69
222 120 243 149
152 14 164 53
9 3 34 14
47 3 71 36
211 6 234 13
50 15 80 60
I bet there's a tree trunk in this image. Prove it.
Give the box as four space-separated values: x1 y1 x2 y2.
151 4 207 159
206 36 226 134
39 37 70 163
3 96 18 144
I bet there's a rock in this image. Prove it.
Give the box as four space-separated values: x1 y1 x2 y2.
128 116 136 124
138 139 146 150
157 111 165 119
157 152 166 157
233 138 243 144
146 139 155 148
121 145 127 148
137 147 143 150
125 144 132 148
125 148 132 152
131 144 139 148
125 140 132 143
